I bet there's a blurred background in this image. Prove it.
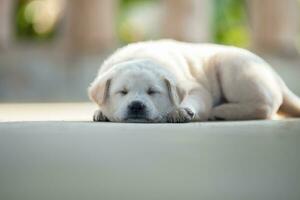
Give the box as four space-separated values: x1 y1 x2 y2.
0 0 299 102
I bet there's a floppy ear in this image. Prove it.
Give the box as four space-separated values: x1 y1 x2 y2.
88 76 112 105
164 78 180 106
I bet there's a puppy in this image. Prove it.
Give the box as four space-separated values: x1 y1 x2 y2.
88 40 300 123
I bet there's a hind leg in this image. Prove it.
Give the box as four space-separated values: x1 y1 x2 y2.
212 54 283 120
210 88 282 121
210 102 276 120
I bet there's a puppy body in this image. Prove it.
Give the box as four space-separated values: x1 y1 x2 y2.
89 40 300 122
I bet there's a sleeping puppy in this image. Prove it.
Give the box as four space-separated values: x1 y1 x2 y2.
88 40 300 123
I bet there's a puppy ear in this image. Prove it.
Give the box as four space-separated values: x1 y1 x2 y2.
88 77 112 105
164 78 180 106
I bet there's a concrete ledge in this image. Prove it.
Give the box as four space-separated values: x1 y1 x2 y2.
0 103 96 122
1 119 300 200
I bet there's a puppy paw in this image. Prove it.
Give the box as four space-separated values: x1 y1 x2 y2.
93 110 109 122
166 107 195 123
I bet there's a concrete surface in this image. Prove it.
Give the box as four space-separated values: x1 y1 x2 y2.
0 103 96 122
0 114 300 200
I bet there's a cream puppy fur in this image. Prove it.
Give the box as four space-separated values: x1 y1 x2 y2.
88 40 300 123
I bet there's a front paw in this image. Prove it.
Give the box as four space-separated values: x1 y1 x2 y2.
93 110 109 122
166 107 195 123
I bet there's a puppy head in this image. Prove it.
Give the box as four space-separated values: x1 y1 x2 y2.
88 60 179 122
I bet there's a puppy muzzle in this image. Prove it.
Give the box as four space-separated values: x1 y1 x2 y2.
125 101 150 122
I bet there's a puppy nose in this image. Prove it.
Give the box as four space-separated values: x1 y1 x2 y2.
128 101 146 113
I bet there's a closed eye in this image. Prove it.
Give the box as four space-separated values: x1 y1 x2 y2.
118 89 128 95
147 88 159 95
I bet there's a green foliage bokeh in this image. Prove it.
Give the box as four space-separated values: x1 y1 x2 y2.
213 0 250 47
15 0 250 47
15 0 57 41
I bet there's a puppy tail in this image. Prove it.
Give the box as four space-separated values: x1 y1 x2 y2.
279 82 300 117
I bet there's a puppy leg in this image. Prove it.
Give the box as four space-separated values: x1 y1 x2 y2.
210 102 275 120
180 88 213 121
166 85 212 122
93 109 109 122
214 55 283 120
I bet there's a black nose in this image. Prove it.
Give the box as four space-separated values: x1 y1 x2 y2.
128 101 146 114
